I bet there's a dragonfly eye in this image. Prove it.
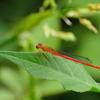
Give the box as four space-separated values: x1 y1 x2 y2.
36 45 39 49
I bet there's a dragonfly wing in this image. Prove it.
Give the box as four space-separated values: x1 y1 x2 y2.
54 50 92 64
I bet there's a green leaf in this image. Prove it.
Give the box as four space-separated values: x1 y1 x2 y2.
0 51 100 92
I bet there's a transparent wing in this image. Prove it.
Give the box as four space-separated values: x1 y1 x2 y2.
54 50 92 64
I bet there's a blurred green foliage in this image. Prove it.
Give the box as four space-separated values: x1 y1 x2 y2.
0 0 100 100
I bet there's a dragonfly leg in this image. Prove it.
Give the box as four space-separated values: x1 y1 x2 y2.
33 49 41 56
43 52 48 65
36 50 43 61
51 52 56 58
50 48 56 58
33 49 43 62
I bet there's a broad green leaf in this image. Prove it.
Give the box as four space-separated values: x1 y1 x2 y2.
0 51 100 92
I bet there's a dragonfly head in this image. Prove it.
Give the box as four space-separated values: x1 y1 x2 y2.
36 43 42 49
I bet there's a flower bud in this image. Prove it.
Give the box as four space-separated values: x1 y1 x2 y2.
66 11 79 18
79 18 98 33
88 3 100 11
43 24 76 41
62 17 72 26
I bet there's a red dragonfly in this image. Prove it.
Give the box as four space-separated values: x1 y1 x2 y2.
35 43 100 69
